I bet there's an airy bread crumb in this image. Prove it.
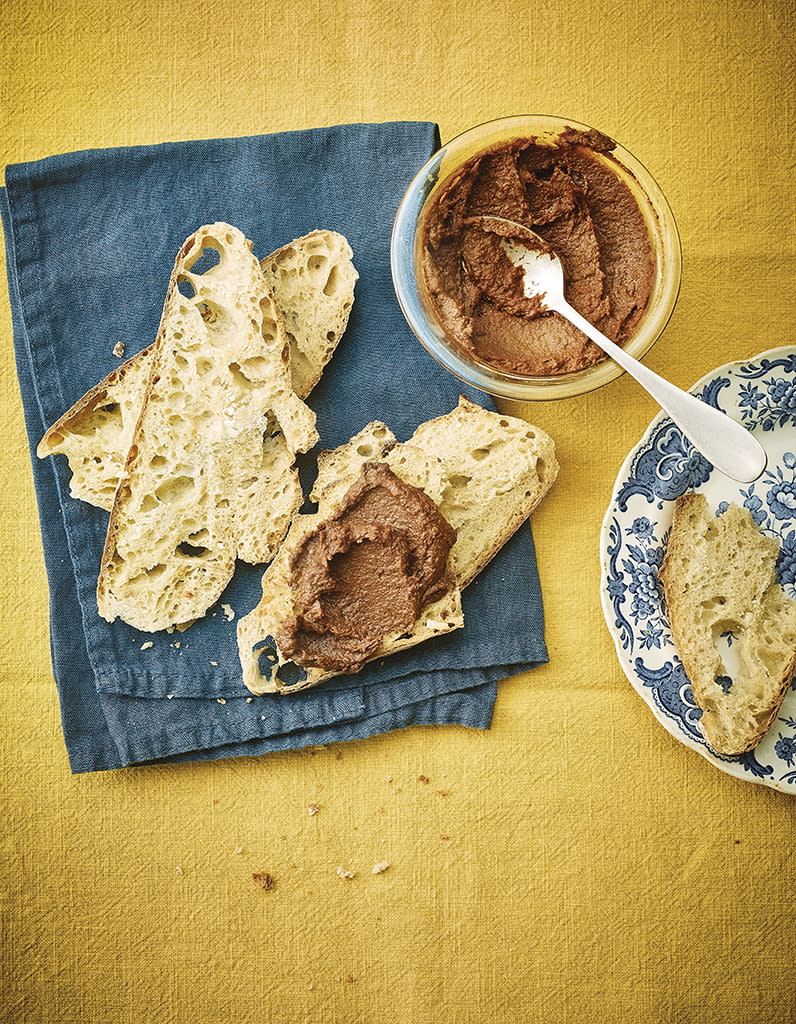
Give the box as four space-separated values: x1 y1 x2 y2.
38 231 357 518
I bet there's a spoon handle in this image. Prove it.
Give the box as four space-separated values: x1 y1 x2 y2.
559 302 766 483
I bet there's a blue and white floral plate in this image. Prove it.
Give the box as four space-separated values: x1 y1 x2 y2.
600 346 796 794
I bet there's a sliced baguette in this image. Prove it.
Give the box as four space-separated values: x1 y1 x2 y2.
36 230 357 510
238 396 558 694
660 492 796 755
96 223 318 632
38 344 155 510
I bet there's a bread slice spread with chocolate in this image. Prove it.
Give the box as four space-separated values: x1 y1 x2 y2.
238 396 558 693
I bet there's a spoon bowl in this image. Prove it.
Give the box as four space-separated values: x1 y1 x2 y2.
478 216 767 484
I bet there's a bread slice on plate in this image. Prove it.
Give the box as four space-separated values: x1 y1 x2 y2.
660 492 796 755
238 396 559 694
36 230 357 510
96 223 318 632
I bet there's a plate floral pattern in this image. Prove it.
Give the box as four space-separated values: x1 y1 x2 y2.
600 347 796 793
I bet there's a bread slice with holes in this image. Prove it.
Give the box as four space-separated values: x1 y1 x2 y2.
405 396 558 587
260 229 357 397
238 396 558 694
38 346 156 510
96 223 318 632
661 492 796 755
36 230 357 510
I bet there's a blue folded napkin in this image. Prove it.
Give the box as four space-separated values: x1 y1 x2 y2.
2 122 549 773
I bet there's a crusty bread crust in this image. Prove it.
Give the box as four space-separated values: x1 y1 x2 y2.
661 492 796 755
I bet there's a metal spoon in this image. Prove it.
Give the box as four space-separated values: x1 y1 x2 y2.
477 216 766 483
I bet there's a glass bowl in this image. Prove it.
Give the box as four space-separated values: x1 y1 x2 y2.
391 115 682 401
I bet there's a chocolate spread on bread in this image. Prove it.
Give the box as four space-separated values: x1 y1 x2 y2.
275 462 456 674
421 128 656 375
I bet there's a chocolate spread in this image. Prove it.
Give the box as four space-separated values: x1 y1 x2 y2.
421 128 656 376
275 462 456 674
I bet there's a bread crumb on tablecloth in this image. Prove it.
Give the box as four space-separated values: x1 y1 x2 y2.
307 804 320 816
371 860 390 875
336 866 356 880
113 341 125 357
252 872 276 891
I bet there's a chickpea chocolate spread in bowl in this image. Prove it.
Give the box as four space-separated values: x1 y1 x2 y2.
421 128 656 376
392 116 682 401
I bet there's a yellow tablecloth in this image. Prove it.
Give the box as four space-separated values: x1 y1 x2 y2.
2 2 794 1021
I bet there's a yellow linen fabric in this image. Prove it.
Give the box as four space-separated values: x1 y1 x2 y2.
1 1 794 1022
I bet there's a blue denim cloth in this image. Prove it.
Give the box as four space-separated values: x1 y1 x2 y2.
2 122 549 772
